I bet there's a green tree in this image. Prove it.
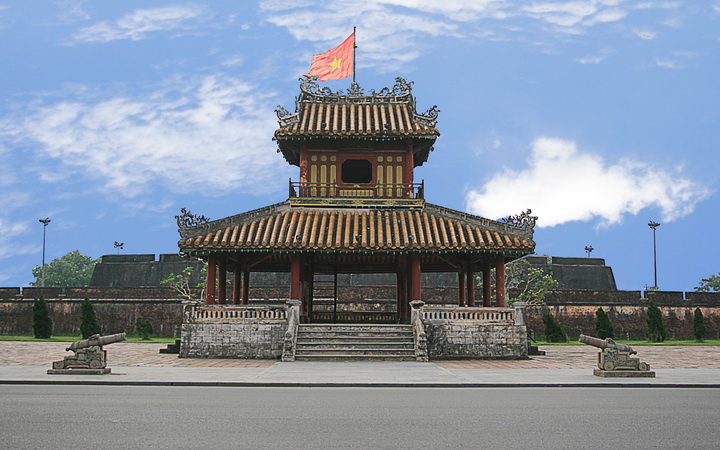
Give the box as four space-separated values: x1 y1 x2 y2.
693 308 706 342
696 273 720 292
542 311 567 342
79 297 102 338
646 301 666 342
161 263 207 301
594 307 614 339
479 257 559 305
30 250 98 287
135 317 153 340
32 295 53 339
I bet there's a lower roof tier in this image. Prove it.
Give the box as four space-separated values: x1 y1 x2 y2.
177 201 535 256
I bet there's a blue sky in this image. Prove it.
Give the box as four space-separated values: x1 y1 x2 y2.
1 1 718 291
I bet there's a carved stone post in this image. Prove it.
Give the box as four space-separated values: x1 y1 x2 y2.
410 300 428 362
513 301 527 326
282 299 302 362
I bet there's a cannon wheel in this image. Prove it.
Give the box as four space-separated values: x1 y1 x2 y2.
639 362 649 372
89 360 104 369
603 361 615 371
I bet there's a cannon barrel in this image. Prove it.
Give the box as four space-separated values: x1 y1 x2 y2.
66 333 126 352
579 334 635 354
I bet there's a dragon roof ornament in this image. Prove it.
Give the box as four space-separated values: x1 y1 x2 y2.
502 209 538 233
176 208 210 232
275 75 439 128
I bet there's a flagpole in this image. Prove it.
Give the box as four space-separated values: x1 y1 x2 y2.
353 26 357 83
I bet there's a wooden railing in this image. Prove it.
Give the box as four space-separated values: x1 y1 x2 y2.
192 306 287 322
289 180 424 199
422 307 515 323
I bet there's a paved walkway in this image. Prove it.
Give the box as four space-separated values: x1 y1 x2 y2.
1 342 718 387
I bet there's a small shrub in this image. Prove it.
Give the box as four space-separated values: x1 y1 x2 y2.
646 301 666 342
79 297 102 338
595 307 614 339
543 311 567 343
693 308 706 342
32 296 53 339
135 317 153 340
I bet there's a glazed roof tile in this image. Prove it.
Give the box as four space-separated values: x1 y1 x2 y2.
178 202 535 255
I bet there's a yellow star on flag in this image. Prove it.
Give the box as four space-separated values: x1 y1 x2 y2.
328 57 342 72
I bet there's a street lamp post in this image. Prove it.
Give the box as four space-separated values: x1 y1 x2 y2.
648 221 660 290
584 245 594 257
38 218 51 287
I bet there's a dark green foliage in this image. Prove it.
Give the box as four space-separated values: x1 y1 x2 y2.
595 307 614 339
543 311 567 343
79 297 102 339
696 273 720 292
135 317 153 340
32 296 53 339
30 250 98 287
646 301 666 342
693 308 706 342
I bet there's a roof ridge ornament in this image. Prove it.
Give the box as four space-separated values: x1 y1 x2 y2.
176 208 210 230
502 209 538 232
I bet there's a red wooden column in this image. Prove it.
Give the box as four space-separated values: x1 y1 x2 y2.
290 255 301 301
404 144 414 198
483 259 492 307
495 254 506 307
232 262 240 305
410 254 421 303
458 269 466 307
206 255 217 305
241 267 250 305
467 265 476 307
217 255 227 305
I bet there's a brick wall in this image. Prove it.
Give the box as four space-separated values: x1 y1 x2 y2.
424 322 527 359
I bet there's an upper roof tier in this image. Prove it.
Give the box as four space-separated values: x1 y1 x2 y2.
274 76 440 166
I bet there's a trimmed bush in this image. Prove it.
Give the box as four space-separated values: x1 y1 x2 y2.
543 311 567 342
693 308 706 342
79 297 102 338
135 317 153 340
595 307 614 339
646 301 666 342
32 296 53 339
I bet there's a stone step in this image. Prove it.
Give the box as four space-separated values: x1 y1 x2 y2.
295 353 415 361
295 348 415 357
296 342 414 350
299 325 411 333
297 332 412 340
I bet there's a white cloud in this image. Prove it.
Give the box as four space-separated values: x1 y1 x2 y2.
654 58 682 69
634 29 657 39
576 48 612 63
72 5 207 43
1 75 289 198
465 137 711 227
0 217 35 260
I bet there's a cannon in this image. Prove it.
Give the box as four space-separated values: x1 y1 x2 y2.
579 334 651 373
48 333 126 374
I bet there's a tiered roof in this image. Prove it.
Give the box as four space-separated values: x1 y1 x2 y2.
274 76 440 166
177 202 535 256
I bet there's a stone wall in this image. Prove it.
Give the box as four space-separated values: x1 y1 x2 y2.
423 322 528 359
179 322 285 359
525 290 720 340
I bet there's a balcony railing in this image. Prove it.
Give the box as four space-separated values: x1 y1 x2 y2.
289 180 424 200
422 307 515 323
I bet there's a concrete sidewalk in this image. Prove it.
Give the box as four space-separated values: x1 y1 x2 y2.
1 342 718 387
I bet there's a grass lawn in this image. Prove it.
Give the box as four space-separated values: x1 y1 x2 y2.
0 335 177 343
534 339 720 346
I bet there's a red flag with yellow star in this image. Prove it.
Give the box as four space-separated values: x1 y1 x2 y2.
305 33 354 81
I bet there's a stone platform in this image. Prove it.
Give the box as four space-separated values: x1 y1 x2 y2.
593 369 656 377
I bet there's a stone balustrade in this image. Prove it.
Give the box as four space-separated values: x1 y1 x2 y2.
422 306 515 323
192 305 287 322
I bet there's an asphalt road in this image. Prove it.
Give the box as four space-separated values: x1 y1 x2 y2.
1 386 718 449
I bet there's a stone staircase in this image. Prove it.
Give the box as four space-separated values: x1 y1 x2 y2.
294 324 415 361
